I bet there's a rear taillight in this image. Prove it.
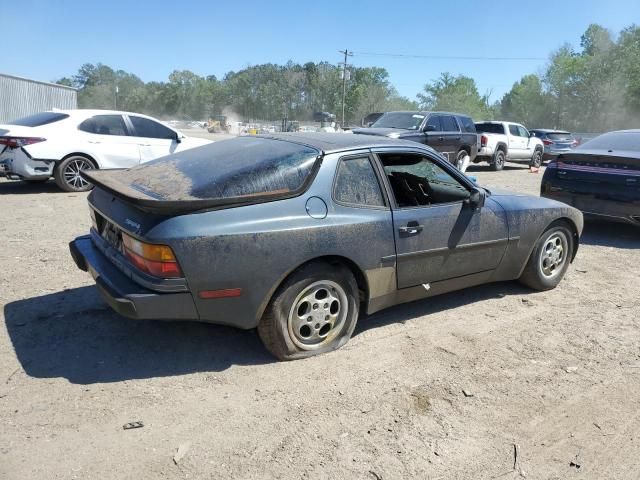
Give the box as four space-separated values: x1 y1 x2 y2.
0 136 46 148
121 233 183 278
480 135 488 147
571 139 578 147
543 139 554 146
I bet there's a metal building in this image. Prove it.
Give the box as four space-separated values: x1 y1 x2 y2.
0 73 77 123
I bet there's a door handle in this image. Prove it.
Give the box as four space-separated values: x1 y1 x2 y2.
399 223 423 235
139 144 152 146
454 136 461 140
438 136 444 141
87 140 101 144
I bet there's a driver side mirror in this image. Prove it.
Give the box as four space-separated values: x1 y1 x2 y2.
465 187 485 208
173 132 182 144
423 125 436 132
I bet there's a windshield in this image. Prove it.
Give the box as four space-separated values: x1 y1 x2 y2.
371 112 425 130
578 131 640 152
114 136 320 201
8 111 69 127
475 123 505 134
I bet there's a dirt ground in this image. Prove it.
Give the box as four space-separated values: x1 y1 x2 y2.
1 157 639 480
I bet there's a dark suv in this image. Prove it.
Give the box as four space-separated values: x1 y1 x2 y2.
352 111 478 169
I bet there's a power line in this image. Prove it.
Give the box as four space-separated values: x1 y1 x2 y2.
353 51 545 61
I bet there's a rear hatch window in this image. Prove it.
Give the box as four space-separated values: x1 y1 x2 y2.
86 136 321 210
547 132 573 142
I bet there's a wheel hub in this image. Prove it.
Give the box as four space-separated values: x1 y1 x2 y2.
540 233 566 277
288 280 348 350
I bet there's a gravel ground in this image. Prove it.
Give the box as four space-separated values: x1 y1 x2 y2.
1 158 639 480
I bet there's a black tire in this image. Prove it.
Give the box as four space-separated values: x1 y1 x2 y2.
258 262 360 360
491 149 505 171
54 155 97 192
519 223 574 291
530 148 543 168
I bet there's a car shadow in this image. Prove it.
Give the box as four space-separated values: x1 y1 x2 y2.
4 286 273 384
581 219 640 249
0 179 65 195
357 280 530 335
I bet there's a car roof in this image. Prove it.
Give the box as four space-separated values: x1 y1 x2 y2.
381 110 469 117
257 132 434 154
52 109 162 119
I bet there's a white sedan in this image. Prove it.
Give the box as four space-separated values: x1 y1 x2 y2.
0 110 212 191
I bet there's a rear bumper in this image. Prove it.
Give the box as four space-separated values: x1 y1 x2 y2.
541 191 640 226
0 149 54 180
69 235 200 320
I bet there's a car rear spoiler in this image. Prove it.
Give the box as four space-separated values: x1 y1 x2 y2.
81 162 322 215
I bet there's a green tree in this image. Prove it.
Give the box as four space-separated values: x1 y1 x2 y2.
417 73 492 119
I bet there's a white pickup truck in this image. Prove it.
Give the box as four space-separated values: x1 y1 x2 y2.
474 121 544 171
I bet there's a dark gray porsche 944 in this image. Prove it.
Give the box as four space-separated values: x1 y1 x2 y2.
69 133 583 360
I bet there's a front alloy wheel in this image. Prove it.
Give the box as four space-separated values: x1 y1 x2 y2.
519 223 574 291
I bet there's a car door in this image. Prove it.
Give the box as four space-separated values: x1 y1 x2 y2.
374 149 509 289
508 124 527 159
76 114 141 168
440 115 462 162
423 115 445 154
127 115 180 163
518 125 535 157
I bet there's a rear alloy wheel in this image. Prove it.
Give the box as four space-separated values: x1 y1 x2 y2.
531 148 543 168
491 150 505 171
258 262 359 360
54 155 96 192
455 149 470 172
519 223 573 291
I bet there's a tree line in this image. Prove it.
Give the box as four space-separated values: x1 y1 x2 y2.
57 23 639 132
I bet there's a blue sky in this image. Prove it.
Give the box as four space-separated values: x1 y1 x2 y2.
4 0 639 103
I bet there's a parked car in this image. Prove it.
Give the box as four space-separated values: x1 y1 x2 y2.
541 129 640 226
0 110 211 192
530 129 578 160
352 111 478 170
475 121 544 170
69 133 583 360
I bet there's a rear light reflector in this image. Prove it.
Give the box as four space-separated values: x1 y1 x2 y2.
0 136 46 148
543 139 554 146
121 233 183 278
480 135 488 147
198 288 243 299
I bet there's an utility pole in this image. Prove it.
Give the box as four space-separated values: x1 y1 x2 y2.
339 49 353 128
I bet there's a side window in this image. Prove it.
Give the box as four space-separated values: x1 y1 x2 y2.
78 115 128 136
425 115 442 132
517 126 529 137
442 116 460 132
129 116 177 140
508 124 519 136
379 153 470 207
459 116 476 133
334 156 385 207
